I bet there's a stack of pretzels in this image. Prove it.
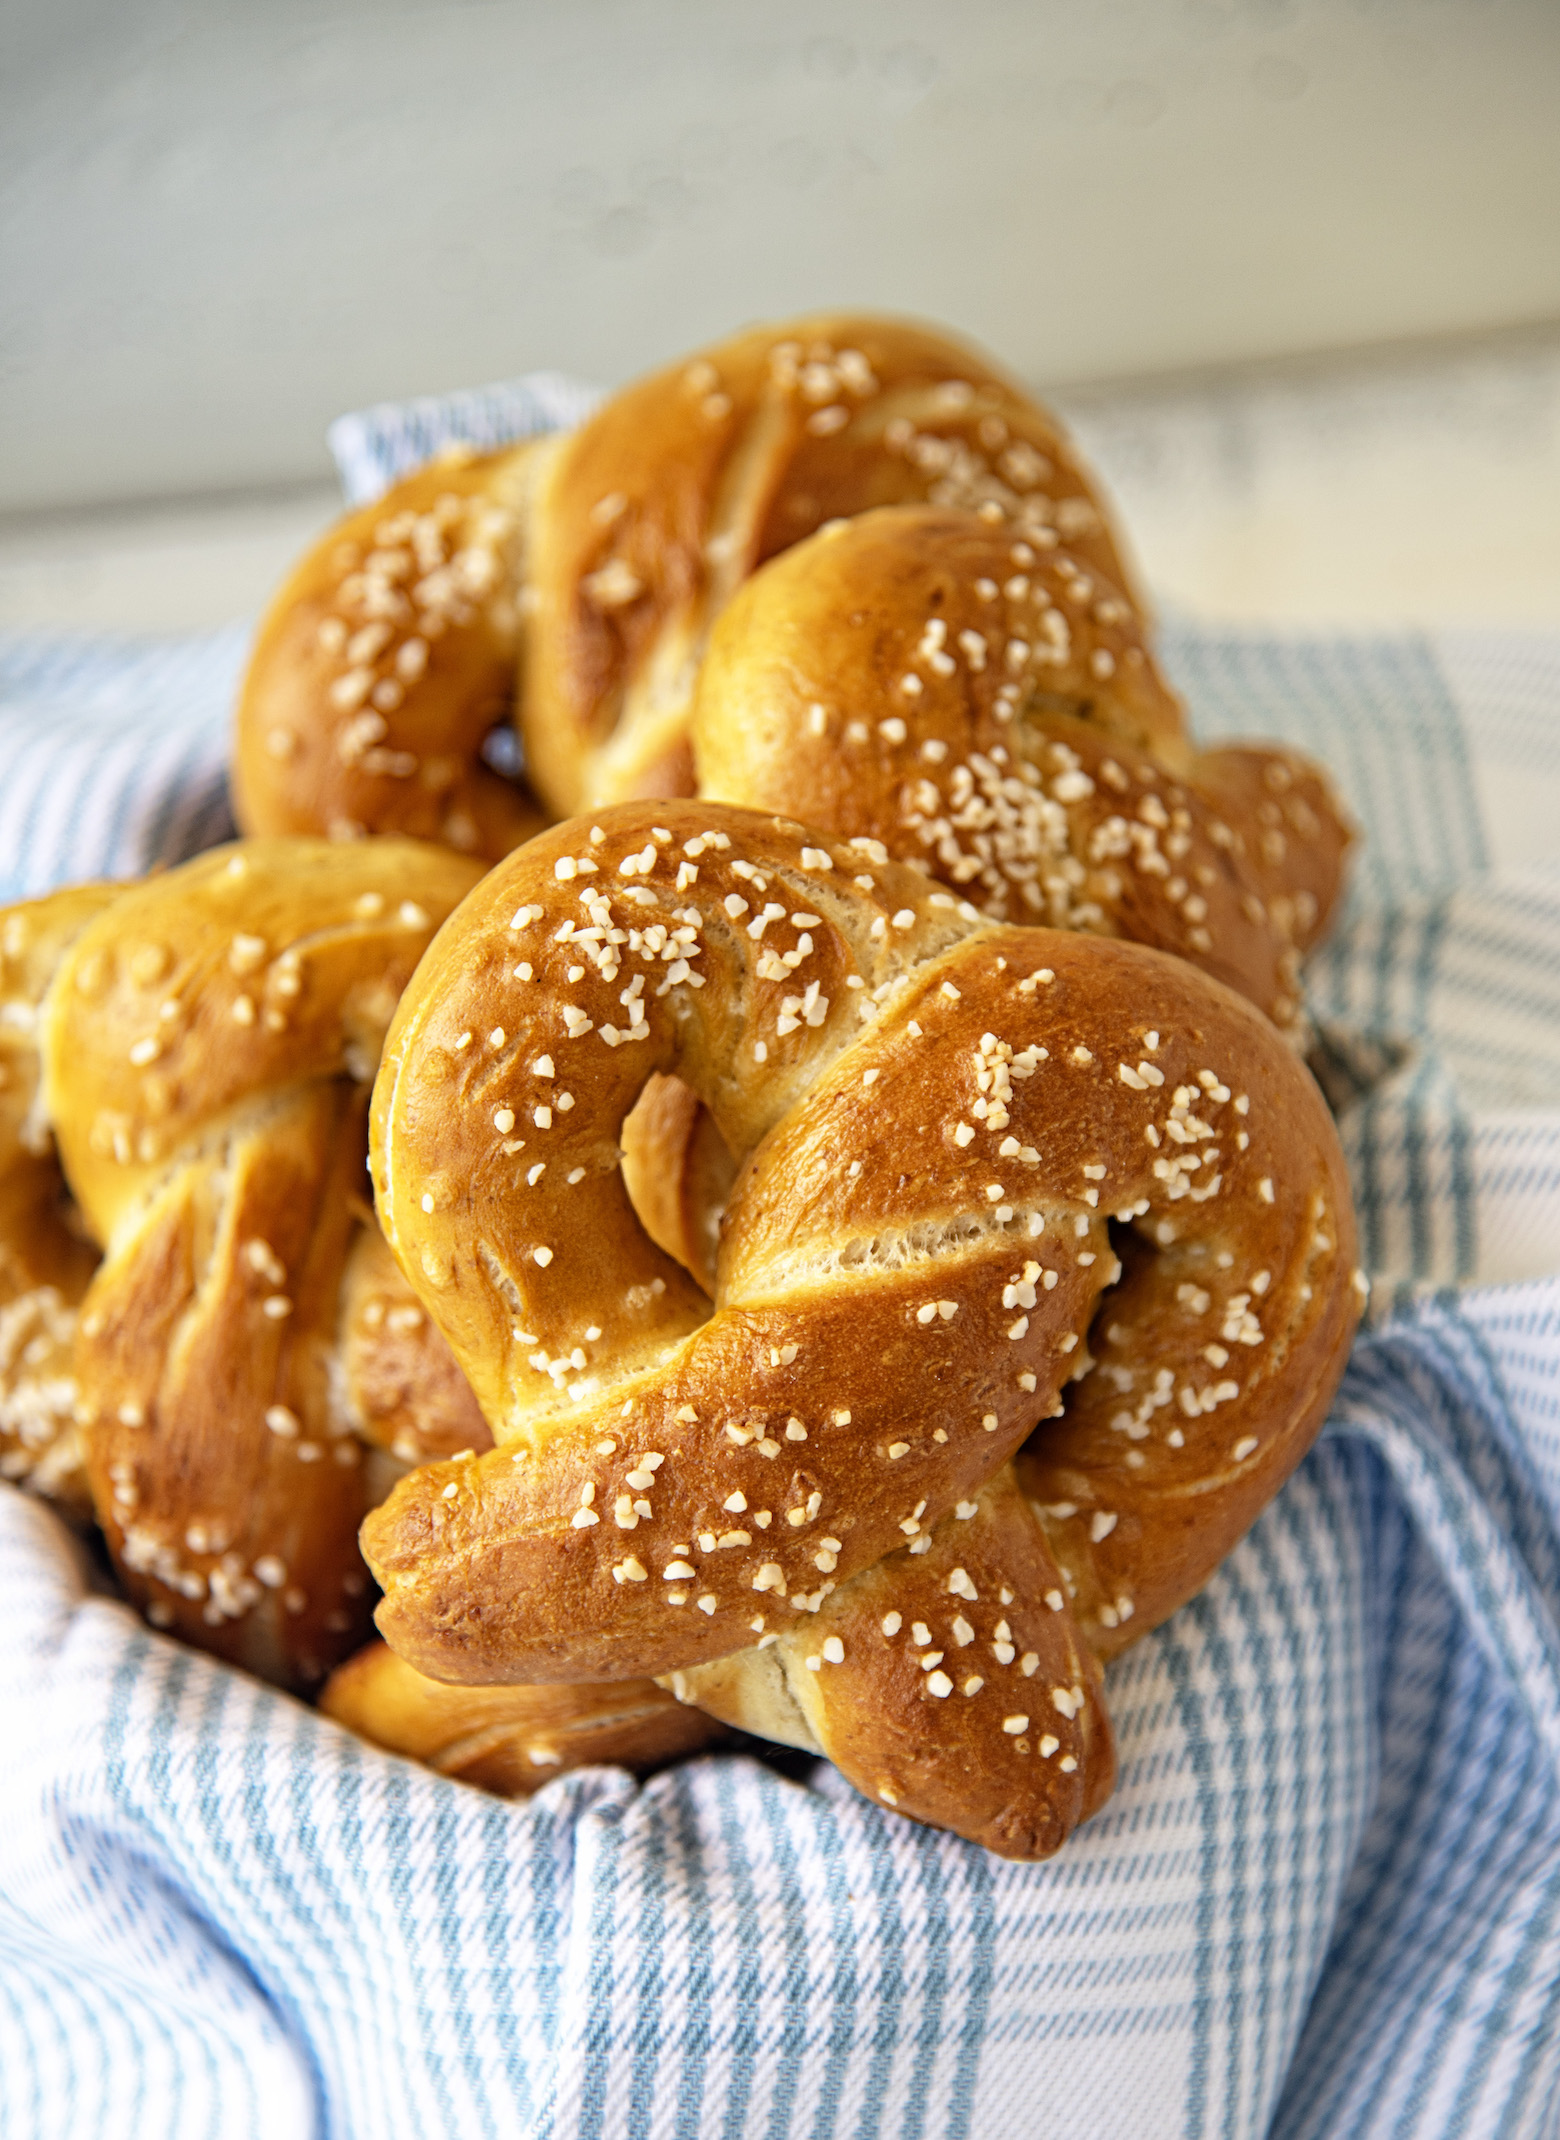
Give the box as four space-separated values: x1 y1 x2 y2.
4 313 1363 1857
0 841 720 1783
235 312 1352 1039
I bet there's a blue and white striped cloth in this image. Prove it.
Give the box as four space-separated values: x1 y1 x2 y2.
2 381 1559 2139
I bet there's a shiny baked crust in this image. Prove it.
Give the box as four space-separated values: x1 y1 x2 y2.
360 799 1359 1854
521 313 1140 814
233 448 548 860
694 506 1352 1033
32 837 484 1688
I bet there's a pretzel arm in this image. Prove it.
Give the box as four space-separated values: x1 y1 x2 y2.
672 1463 1114 1860
322 1640 725 1795
1193 743 1355 954
362 1233 1098 1685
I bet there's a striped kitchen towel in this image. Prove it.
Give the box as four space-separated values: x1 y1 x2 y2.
1 380 1558 2140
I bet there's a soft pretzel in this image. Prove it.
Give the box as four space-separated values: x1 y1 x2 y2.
235 314 1138 845
320 1639 725 1795
234 448 547 860
30 838 486 1688
1 844 741 1807
361 800 1359 1854
520 313 1140 814
694 507 1352 1034
0 874 501 1531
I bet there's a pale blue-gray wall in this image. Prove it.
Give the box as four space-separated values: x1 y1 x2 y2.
3 0 1558 511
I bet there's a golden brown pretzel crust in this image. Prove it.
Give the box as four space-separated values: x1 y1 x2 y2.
520 313 1139 814
321 1639 726 1794
361 799 1358 1854
0 850 743 1803
694 507 1353 1031
666 1467 1116 1858
234 449 547 861
36 837 485 1689
0 887 120 1510
339 1224 494 1469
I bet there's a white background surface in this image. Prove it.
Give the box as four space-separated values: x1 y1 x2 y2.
2 0 1557 633
4 0 1560 513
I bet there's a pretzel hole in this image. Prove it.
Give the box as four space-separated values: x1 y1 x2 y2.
1017 687 1096 732
478 723 525 781
618 1073 736 1300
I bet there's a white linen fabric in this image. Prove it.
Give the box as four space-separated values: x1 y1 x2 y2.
0 379 1557 2140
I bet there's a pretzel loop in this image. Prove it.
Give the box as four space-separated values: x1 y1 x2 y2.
694 506 1354 1036
235 450 546 859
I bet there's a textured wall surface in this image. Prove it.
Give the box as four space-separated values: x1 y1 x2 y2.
3 0 1559 513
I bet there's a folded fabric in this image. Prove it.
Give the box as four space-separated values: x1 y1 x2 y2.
1 378 1558 2140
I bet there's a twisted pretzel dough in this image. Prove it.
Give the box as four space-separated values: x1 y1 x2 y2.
235 448 547 860
0 888 495 1509
362 801 1359 1853
695 507 1352 1035
235 314 1137 845
31 838 486 1687
520 313 1139 814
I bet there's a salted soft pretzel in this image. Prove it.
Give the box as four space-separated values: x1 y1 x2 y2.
30 838 487 1688
520 312 1140 813
362 801 1359 1854
0 885 120 1512
236 313 1137 845
695 507 1352 1036
234 447 547 861
0 847 734 1804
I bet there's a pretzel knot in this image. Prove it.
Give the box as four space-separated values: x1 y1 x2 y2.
364 801 1360 1853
